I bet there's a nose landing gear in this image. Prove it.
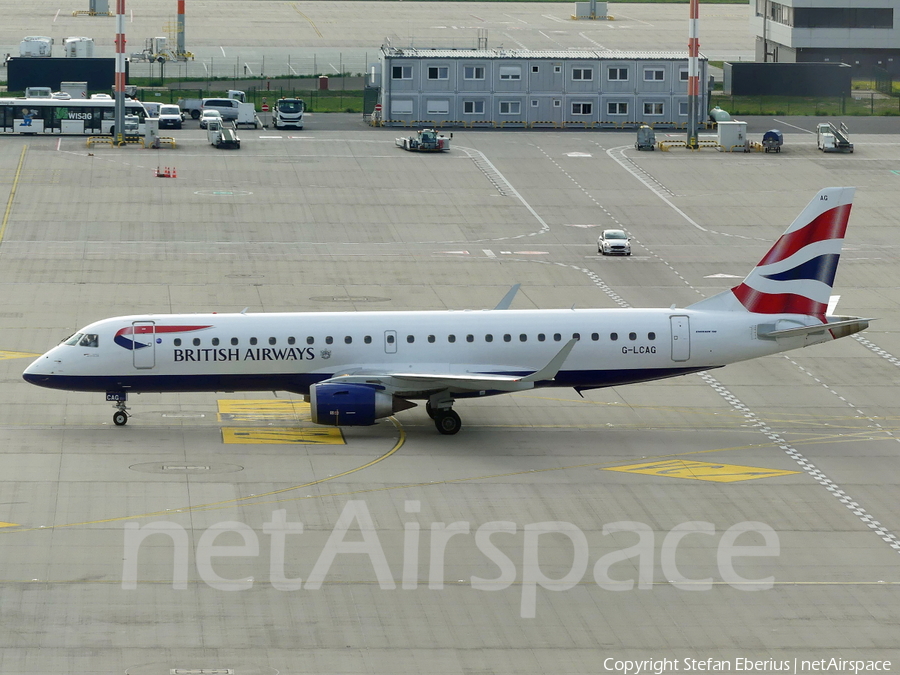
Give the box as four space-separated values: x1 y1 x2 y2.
112 400 130 426
107 391 130 426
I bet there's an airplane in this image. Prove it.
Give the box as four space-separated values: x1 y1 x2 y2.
23 187 869 435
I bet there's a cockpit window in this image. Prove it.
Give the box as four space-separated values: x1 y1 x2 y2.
63 333 83 345
78 334 99 348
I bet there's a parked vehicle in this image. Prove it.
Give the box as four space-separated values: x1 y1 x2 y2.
272 98 304 130
158 104 183 129
179 90 245 120
199 109 223 129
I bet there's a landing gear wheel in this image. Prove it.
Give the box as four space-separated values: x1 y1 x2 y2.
425 401 436 419
113 410 128 426
434 409 461 435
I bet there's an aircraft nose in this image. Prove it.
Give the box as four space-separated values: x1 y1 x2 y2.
22 353 56 385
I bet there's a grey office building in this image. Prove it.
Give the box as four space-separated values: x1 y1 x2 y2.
378 46 708 128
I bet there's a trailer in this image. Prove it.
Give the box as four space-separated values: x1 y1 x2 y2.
235 102 261 129
207 119 240 149
395 128 450 152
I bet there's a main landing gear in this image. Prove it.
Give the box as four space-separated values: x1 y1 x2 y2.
426 398 462 435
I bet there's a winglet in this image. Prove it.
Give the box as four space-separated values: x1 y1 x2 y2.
522 338 577 382
493 284 521 310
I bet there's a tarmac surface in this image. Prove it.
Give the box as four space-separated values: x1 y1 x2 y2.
0 112 899 674
1 2 900 674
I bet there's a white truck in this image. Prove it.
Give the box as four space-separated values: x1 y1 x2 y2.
179 89 245 120
206 119 240 149
272 98 304 130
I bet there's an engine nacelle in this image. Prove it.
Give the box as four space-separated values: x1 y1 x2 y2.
309 382 400 426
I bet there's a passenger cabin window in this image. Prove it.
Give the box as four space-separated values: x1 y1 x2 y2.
427 335 435 343
288 337 296 345
520 334 527 342
648 332 656 340
269 337 277 345
572 333 580 340
386 334 395 344
345 336 352 344
554 333 562 342
448 335 456 343
307 336 314 345
407 335 415 343
231 337 239 346
629 332 637 340
538 334 545 342
503 334 511 342
365 336 372 344
250 337 258 346
466 335 474 343
610 333 619 341
174 338 182 346
592 333 599 341
193 338 201 346
485 334 493 343
212 338 220 346
325 336 333 345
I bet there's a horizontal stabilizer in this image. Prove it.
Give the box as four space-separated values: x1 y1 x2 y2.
757 317 871 340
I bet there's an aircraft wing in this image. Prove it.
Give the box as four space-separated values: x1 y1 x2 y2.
321 338 577 396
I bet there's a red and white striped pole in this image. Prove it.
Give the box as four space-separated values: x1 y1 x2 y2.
177 0 185 58
114 0 126 143
687 0 700 148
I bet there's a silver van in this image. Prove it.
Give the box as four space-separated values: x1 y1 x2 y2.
201 98 240 121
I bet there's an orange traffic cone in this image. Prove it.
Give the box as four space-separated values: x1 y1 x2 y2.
171 167 177 178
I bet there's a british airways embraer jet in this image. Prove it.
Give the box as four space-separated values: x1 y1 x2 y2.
24 188 869 435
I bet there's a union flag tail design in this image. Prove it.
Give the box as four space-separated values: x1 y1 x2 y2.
730 187 854 316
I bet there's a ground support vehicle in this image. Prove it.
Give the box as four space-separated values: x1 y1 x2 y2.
762 129 783 153
207 119 240 149
396 128 450 152
817 122 853 153
635 124 656 151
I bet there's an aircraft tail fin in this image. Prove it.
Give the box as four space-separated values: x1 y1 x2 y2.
688 187 855 316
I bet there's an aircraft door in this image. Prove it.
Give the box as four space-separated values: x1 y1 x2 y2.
132 321 156 369
384 330 397 354
670 315 690 362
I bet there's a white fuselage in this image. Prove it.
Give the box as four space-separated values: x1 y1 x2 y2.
22 307 824 397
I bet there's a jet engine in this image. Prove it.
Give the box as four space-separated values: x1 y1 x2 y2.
309 382 415 426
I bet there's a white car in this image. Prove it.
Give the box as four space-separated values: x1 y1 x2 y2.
597 229 632 256
199 109 223 129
